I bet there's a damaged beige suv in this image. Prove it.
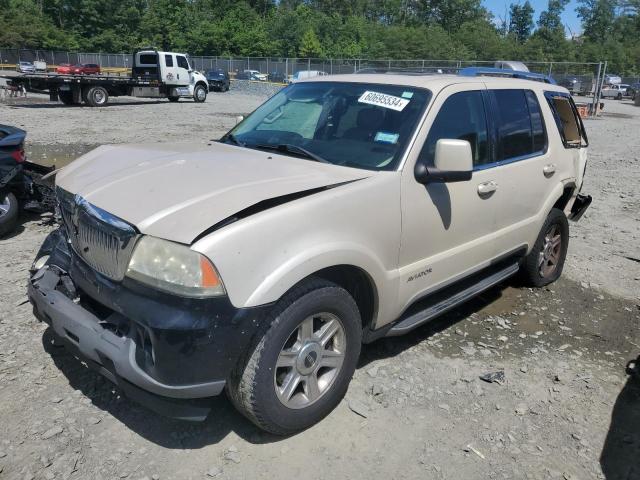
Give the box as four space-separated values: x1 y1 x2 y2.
28 69 591 434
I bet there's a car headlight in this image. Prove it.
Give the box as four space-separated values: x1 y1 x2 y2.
126 236 225 298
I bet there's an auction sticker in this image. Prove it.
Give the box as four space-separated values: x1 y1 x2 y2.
358 91 410 112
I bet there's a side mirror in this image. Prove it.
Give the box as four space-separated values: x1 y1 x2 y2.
235 115 244 125
415 139 473 184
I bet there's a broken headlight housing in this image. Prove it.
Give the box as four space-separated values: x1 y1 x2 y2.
126 236 225 298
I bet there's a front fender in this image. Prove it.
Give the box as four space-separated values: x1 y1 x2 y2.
244 242 390 306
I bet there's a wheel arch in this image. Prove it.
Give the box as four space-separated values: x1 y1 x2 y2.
304 265 378 332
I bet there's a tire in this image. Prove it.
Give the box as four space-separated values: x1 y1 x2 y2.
85 86 109 107
58 91 75 105
227 278 362 435
168 96 179 102
520 208 569 287
617 93 623 100
0 192 19 237
193 84 207 103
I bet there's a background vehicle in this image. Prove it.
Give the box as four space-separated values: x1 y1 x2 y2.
601 83 629 99
16 61 35 73
236 69 267 81
5 49 208 107
205 69 230 91
56 63 101 75
627 82 640 99
268 71 287 83
0 125 54 236
33 60 47 72
291 70 328 83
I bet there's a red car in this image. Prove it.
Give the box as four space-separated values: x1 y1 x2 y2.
56 63 101 75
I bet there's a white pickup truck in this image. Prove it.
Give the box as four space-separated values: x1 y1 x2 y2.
601 83 630 100
5 49 209 107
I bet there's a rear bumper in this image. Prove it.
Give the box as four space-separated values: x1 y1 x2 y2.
29 228 270 420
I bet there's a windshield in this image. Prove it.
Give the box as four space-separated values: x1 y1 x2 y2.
223 81 431 171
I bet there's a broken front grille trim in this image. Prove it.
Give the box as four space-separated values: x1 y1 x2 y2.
57 187 139 281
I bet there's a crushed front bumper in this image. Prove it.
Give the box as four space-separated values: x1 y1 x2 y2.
28 229 269 420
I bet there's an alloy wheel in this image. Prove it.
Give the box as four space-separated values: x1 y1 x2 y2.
0 194 11 218
538 224 562 278
274 312 346 409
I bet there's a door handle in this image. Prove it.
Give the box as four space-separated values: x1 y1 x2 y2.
543 164 556 176
477 181 497 196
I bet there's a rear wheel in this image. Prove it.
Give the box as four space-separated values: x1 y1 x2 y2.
227 278 362 435
520 208 569 287
0 192 19 237
85 86 109 107
617 92 623 100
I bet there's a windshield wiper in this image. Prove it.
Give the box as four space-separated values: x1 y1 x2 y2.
222 133 245 147
251 143 331 164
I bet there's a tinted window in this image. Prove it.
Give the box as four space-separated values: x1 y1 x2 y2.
165 55 173 67
545 94 585 147
525 91 547 152
138 54 157 65
420 91 488 167
176 55 189 69
493 89 533 160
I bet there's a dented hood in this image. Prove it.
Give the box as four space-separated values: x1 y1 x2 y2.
55 142 371 244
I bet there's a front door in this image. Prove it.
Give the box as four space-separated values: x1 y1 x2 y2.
175 54 191 86
398 84 499 311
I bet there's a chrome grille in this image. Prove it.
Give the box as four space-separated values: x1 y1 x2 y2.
57 188 138 281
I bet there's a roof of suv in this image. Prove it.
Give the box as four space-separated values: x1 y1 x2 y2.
300 73 568 94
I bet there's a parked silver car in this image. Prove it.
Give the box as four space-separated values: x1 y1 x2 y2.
16 61 36 73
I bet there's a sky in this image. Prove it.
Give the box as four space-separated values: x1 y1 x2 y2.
482 0 583 35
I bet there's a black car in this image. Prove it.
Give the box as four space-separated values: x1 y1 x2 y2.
205 69 230 92
627 82 640 100
0 125 54 236
268 71 287 84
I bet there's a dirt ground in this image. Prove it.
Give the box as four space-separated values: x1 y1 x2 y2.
0 88 639 480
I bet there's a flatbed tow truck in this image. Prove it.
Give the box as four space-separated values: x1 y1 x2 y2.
2 49 209 107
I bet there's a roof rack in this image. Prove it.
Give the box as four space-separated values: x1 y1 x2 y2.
356 67 456 76
458 67 556 84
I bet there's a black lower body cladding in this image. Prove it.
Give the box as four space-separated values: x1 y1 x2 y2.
28 228 270 420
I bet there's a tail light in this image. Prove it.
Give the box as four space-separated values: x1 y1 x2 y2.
11 145 25 163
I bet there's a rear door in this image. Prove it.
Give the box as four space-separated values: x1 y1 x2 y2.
475 86 557 258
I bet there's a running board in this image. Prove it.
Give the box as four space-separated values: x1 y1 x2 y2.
386 262 520 337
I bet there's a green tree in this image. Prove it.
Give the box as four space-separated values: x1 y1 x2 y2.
299 28 324 57
577 0 617 41
509 1 535 43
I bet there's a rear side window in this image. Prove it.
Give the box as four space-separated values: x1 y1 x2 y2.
526 91 546 152
165 55 173 67
138 54 157 66
492 89 547 161
544 93 587 148
420 90 489 167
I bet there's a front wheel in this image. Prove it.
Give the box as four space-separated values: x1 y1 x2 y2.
520 208 569 287
617 93 623 100
227 278 362 435
193 84 207 103
0 192 19 237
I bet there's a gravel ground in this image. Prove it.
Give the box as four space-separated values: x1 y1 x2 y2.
0 88 639 480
